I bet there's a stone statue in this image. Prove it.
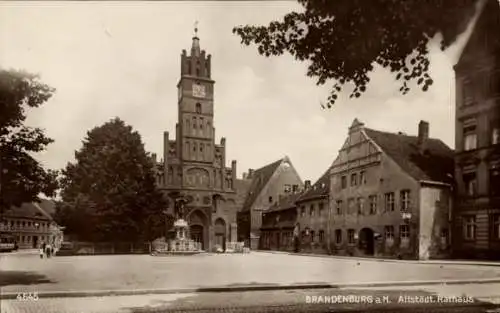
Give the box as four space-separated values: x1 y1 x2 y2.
175 197 187 220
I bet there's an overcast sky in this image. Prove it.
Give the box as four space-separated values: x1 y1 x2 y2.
0 1 474 183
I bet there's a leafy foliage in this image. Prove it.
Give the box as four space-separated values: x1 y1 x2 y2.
233 0 479 107
56 117 167 242
0 69 59 214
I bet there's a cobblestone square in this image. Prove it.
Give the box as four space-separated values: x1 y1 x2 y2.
2 252 500 295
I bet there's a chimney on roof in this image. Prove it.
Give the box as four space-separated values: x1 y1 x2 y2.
418 120 429 153
151 153 157 163
242 173 247 180
349 118 365 134
248 169 255 179
304 180 311 190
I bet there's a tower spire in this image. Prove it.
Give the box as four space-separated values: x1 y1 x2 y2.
191 20 200 56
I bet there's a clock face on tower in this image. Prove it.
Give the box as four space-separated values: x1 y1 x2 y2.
192 83 206 98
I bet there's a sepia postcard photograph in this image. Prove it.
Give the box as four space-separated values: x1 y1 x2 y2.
1 0 500 312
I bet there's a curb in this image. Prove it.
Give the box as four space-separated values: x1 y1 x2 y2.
256 250 500 267
3 278 500 300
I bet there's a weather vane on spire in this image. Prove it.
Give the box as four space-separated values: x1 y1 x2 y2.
194 20 199 37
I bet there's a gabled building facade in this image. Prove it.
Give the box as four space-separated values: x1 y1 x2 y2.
260 192 302 251
236 156 303 249
329 119 454 260
152 30 241 252
295 171 331 254
453 0 500 259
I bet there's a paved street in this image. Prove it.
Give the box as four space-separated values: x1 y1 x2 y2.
2 286 500 313
2 251 500 295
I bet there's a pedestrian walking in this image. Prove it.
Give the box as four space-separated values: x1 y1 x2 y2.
39 242 45 259
46 243 52 258
293 223 300 253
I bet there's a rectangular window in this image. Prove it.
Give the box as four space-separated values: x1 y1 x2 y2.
292 184 299 192
369 195 377 214
319 230 325 243
463 216 476 240
400 225 410 238
336 200 343 215
463 124 477 151
492 214 500 240
192 116 197 129
400 190 410 212
348 229 355 244
357 197 364 215
463 172 477 196
490 168 500 195
309 204 315 216
335 229 342 244
310 230 315 242
284 184 291 193
492 126 500 145
384 192 395 212
385 225 394 240
440 228 449 247
301 206 306 217
359 170 366 185
348 198 355 214
341 176 347 189
318 203 325 216
399 225 410 249
463 79 474 106
351 173 358 187
268 196 273 203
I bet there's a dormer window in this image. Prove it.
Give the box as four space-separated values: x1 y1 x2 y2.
196 103 201 114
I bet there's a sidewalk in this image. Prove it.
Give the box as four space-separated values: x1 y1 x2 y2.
3 285 500 313
257 250 500 267
3 277 500 300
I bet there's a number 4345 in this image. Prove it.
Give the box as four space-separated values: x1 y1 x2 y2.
16 292 39 301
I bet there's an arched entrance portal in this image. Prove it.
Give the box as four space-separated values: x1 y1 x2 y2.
190 225 204 250
188 209 208 251
359 228 375 255
214 218 226 251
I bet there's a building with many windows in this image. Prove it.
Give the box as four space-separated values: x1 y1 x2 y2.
237 157 304 249
260 192 302 251
453 0 500 259
295 171 331 253
259 171 331 253
329 119 454 260
151 29 244 252
0 199 63 249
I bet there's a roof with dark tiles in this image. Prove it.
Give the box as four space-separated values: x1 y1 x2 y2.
4 199 56 220
364 128 454 184
297 169 330 202
240 158 284 212
266 192 303 213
